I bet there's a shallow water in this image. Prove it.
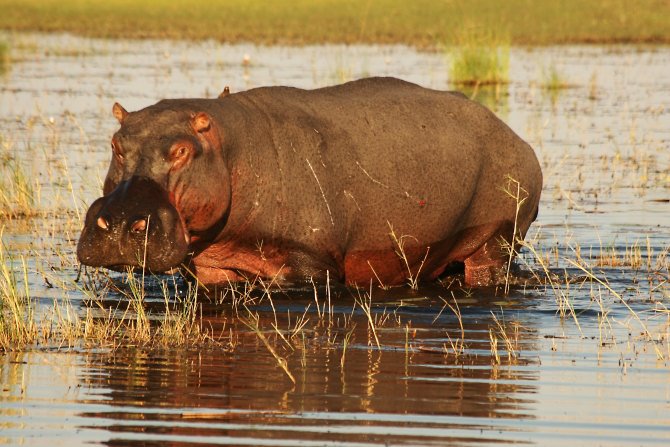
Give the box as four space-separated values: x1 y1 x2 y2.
0 33 669 446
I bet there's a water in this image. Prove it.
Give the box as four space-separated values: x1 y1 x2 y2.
0 33 669 446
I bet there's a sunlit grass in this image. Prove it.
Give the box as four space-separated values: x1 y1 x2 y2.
0 41 8 73
541 65 570 91
447 28 510 86
0 159 37 220
0 0 668 46
540 64 572 104
0 233 36 350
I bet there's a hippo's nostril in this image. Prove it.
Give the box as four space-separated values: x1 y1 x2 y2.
96 216 109 230
130 217 148 234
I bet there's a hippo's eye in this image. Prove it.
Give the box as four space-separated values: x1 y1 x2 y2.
111 141 124 162
169 145 191 166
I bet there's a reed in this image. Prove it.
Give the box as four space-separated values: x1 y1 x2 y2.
353 285 380 348
240 310 296 384
500 175 529 293
439 294 465 357
0 234 36 350
447 27 509 87
541 64 570 91
0 41 8 73
0 159 37 220
387 222 428 290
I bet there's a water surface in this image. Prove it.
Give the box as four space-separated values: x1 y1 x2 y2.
0 34 669 446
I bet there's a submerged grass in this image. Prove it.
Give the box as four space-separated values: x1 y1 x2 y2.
0 0 668 47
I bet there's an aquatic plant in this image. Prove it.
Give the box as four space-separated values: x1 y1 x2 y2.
353 285 381 348
439 294 465 358
0 41 8 73
540 64 571 104
541 64 569 91
588 72 599 100
500 175 530 294
447 27 510 86
0 233 37 350
0 159 37 220
387 222 429 290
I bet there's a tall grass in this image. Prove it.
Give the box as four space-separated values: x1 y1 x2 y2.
0 41 8 73
541 65 569 91
448 28 509 87
0 233 36 350
0 237 218 351
0 159 37 219
540 64 571 104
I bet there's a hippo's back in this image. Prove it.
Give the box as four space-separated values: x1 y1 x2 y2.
219 77 542 284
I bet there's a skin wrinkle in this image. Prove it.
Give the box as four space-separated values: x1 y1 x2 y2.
257 105 289 241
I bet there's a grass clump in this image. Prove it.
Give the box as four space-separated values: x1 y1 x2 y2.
541 64 569 91
0 158 37 220
0 233 37 350
447 28 509 87
0 41 8 73
540 64 571 104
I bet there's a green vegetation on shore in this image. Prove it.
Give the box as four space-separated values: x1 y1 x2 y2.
0 0 668 47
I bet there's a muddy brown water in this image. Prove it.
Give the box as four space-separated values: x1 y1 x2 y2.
0 34 669 446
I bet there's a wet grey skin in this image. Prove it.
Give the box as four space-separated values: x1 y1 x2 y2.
77 77 542 286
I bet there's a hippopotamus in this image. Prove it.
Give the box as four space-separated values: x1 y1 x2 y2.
77 77 542 287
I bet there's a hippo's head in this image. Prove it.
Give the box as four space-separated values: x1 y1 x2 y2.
77 101 230 273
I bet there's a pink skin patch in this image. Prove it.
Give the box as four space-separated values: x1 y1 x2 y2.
190 240 290 285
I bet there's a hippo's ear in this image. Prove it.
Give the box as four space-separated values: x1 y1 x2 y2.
189 111 223 151
190 112 211 133
112 102 129 125
218 86 230 99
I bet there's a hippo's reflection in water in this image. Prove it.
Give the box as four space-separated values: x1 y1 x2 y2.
75 293 540 445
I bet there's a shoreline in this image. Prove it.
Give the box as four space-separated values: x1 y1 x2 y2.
0 0 669 48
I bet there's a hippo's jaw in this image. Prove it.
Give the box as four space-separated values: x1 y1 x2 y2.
77 176 190 274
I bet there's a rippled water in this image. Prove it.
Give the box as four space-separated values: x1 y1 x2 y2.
0 33 669 446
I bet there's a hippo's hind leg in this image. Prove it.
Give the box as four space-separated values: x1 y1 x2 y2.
461 221 516 287
463 241 507 287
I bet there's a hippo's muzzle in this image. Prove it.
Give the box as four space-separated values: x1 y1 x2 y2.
77 176 189 273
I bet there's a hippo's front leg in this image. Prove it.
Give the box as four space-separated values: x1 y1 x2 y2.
190 265 250 285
